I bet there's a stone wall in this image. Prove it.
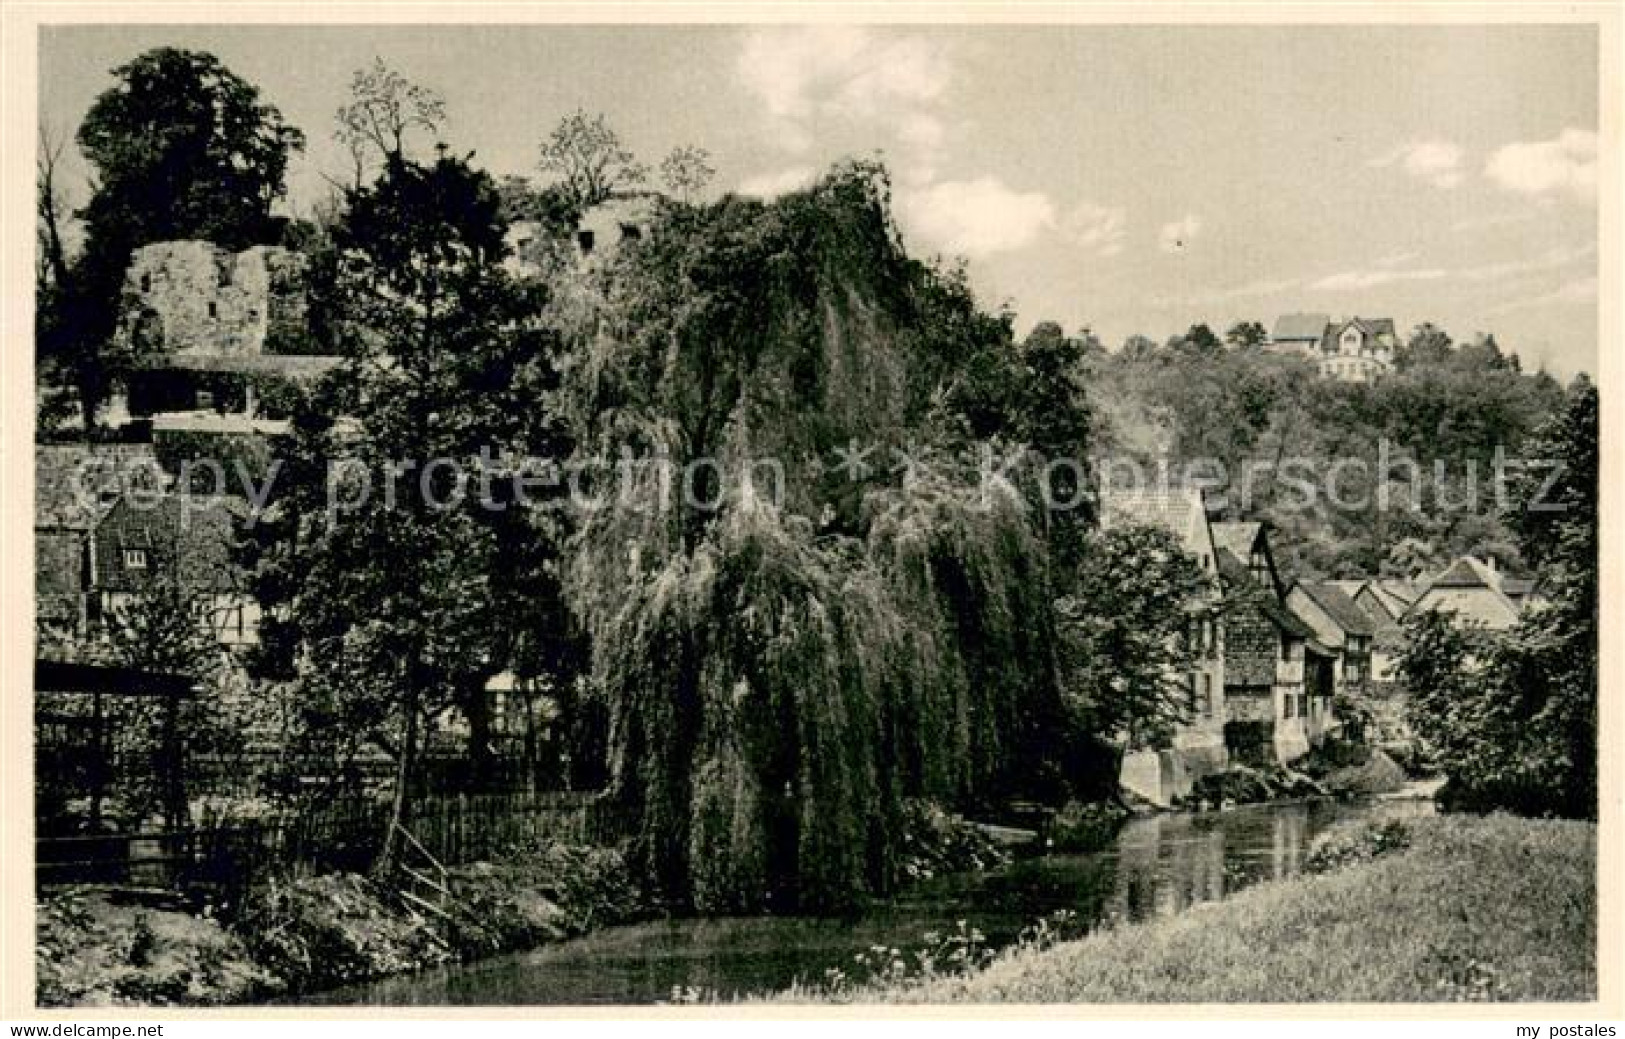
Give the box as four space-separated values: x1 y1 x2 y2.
119 241 309 360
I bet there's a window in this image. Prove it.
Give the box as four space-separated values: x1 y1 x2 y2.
1188 673 1199 714
123 548 148 570
139 273 152 293
1200 674 1214 718
207 301 218 319
1281 637 1292 662
577 230 596 254
619 223 643 243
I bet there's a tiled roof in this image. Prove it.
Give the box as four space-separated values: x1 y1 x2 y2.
1097 486 1213 561
1501 577 1537 598
94 494 247 594
1210 521 1262 562
1295 581 1379 636
1432 556 1503 590
1374 578 1421 605
1219 548 1317 640
36 444 165 530
1271 313 1329 341
1215 547 1254 588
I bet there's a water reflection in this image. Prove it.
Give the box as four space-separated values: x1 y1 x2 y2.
304 798 1429 1006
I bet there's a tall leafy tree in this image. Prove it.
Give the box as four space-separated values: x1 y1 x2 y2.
1054 525 1209 752
248 153 570 869
1225 320 1268 351
1402 377 1597 817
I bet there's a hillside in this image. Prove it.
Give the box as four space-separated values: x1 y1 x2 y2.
1077 339 1569 580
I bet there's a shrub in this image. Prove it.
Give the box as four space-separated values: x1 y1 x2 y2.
1305 816 1412 874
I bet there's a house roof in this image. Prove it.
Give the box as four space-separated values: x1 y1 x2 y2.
1293 581 1379 637
1217 548 1318 640
1432 555 1504 590
1210 521 1263 562
1097 486 1214 561
95 494 248 594
1260 592 1320 641
1374 578 1421 606
1271 313 1329 341
1501 576 1537 598
36 444 165 531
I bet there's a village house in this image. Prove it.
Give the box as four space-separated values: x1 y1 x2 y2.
1328 577 1419 683
1098 486 1227 806
1212 526 1336 764
35 444 168 648
1286 580 1379 691
1267 313 1397 383
1408 555 1525 631
573 193 659 264
93 494 260 649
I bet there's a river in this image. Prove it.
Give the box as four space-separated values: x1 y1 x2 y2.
303 797 1431 1005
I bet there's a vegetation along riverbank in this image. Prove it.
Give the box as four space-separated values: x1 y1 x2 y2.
769 813 1595 1004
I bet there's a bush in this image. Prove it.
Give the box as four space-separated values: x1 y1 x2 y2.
1305 815 1412 874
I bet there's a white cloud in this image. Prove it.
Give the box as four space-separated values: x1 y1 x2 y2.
1061 203 1127 257
1492 276 1598 313
1157 214 1202 253
1485 129 1598 203
1367 139 1465 189
735 27 952 157
735 166 816 198
1456 241 1595 282
1309 266 1449 292
899 177 1057 258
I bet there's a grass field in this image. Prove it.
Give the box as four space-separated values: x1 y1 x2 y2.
787 813 1596 1003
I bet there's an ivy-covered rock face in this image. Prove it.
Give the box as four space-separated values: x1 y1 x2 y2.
554 165 1072 913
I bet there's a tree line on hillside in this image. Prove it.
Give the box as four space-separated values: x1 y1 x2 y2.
1016 319 1573 580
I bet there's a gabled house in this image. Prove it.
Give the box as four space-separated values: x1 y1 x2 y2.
35 444 167 647
93 494 259 648
1097 486 1227 805
1318 317 1396 382
1267 314 1396 382
1409 555 1522 631
1286 581 1379 690
1210 521 1284 598
1214 532 1335 765
1268 313 1330 356
1327 577 1417 683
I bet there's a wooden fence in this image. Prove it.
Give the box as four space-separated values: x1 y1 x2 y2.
36 790 604 894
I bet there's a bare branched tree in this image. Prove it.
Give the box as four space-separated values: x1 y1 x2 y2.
334 57 447 186
658 145 716 205
537 109 647 209
36 125 72 289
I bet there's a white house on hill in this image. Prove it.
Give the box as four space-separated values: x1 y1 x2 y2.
1268 314 1397 383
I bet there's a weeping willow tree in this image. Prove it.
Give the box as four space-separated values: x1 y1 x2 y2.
553 164 1074 911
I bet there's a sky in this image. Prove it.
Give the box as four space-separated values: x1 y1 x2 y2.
39 24 1601 377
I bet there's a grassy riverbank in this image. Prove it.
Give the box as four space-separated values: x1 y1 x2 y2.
785 813 1596 1003
36 839 650 1007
